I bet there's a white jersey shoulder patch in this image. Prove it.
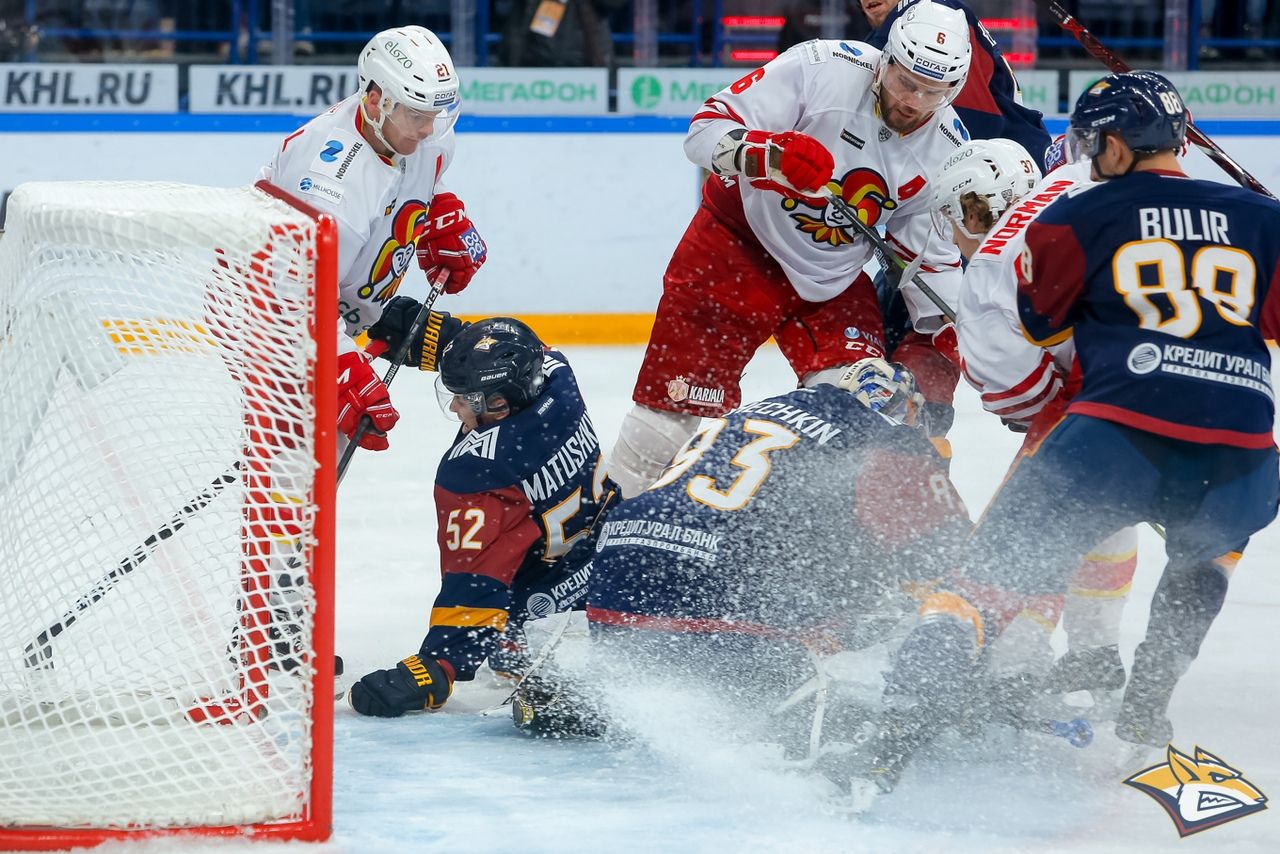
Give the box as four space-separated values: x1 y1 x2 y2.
828 40 878 74
937 115 970 149
307 129 367 183
296 175 343 206
800 39 830 64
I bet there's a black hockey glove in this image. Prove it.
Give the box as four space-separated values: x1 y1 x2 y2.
347 655 454 717
366 296 467 372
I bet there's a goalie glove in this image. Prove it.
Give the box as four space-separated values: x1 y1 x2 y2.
711 129 835 198
347 655 455 717
418 192 487 293
336 350 399 450
365 296 467 372
838 358 925 429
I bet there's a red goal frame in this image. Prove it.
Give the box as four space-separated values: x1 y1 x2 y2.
0 180 338 849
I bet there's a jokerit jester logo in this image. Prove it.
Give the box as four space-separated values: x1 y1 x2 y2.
782 167 896 246
1124 744 1267 837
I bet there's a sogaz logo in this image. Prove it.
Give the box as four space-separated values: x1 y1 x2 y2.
630 75 662 110
320 139 343 162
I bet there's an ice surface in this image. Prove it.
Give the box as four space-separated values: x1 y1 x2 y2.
43 344 1280 852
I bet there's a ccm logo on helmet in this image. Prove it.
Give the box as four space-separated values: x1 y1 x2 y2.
384 40 414 68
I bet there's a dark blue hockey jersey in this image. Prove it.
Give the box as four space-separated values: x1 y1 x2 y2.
1018 170 1280 449
422 350 611 679
870 0 1052 168
587 384 971 631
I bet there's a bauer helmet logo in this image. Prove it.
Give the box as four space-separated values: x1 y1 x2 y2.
1124 744 1267 837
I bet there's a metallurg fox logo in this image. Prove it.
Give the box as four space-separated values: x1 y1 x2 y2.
1124 744 1267 837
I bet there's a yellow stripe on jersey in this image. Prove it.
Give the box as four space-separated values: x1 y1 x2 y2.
1067 582 1134 599
431 606 509 632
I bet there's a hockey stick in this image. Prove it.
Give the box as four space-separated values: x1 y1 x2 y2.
821 189 958 323
336 268 449 485
22 464 242 669
1037 0 1276 200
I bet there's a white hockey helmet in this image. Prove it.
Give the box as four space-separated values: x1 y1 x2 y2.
932 138 1042 241
357 25 460 150
878 1 971 107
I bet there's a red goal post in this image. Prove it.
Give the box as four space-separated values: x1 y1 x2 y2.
0 179 337 848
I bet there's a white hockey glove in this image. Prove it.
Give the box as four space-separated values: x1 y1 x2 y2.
838 358 925 429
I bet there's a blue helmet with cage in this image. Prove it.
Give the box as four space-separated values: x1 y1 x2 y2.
1066 71 1187 162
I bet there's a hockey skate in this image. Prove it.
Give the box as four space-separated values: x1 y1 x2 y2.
1041 644 1127 721
510 672 608 739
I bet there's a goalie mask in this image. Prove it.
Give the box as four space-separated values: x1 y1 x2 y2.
437 317 546 422
932 139 1042 242
837 358 926 430
358 26 460 154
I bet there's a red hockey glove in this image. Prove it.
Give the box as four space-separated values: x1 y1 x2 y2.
337 350 399 450
417 192 487 294
347 655 455 717
740 130 835 196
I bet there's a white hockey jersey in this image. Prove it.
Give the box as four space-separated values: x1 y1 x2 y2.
259 94 455 355
685 39 966 330
956 160 1094 424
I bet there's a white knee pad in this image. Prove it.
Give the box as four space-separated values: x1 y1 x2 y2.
1064 526 1140 652
606 405 701 498
802 365 854 389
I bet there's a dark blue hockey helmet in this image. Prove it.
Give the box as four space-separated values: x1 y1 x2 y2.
1067 71 1187 161
438 317 545 417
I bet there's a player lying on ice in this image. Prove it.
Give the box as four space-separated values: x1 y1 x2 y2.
846 71 1280 805
345 313 616 716
508 360 980 766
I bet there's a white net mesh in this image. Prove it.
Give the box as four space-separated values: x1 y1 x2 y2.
0 181 327 833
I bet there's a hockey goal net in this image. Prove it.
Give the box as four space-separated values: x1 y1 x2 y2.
0 180 336 847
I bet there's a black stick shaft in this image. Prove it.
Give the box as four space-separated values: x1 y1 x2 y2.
23 465 240 668
824 191 958 323
1039 0 1276 200
336 270 449 485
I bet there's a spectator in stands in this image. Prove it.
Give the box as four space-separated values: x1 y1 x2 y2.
778 0 894 52
501 0 629 67
1201 0 1270 60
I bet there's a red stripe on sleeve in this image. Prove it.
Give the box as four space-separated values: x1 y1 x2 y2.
980 351 1056 404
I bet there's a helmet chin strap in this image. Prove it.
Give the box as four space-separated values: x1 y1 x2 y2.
359 95 399 158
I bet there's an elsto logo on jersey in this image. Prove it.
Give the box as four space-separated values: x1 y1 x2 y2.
782 167 897 246
367 199 430 302
1124 744 1267 837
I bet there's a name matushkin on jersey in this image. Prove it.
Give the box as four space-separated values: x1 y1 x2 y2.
1018 171 1280 448
424 351 609 679
437 352 605 514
